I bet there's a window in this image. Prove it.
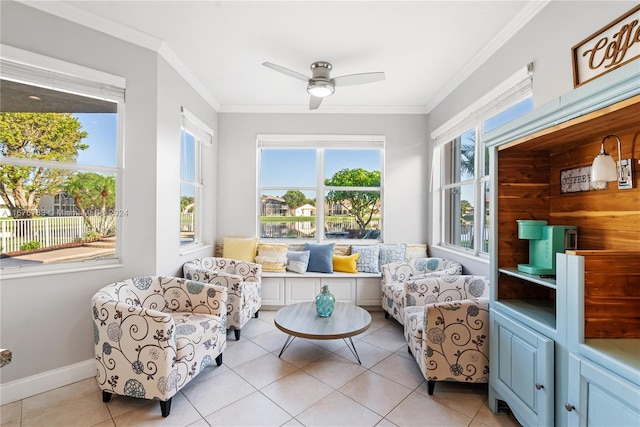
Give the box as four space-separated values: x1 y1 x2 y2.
0 45 124 273
258 135 384 241
432 64 533 256
180 107 213 248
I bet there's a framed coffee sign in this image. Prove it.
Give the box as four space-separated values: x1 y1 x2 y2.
572 5 640 88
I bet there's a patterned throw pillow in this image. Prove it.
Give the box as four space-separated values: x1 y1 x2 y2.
351 244 381 273
286 250 311 274
255 243 288 271
304 242 335 273
379 243 407 266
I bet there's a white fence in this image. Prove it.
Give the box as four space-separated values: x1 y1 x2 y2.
0 216 102 254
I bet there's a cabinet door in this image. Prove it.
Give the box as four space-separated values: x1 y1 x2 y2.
567 354 640 426
323 278 356 304
285 277 319 304
491 310 554 427
356 277 381 306
261 277 285 306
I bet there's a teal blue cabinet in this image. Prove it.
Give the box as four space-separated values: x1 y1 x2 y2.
567 354 640 426
491 310 554 426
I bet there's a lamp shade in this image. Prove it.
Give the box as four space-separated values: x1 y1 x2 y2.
591 153 617 182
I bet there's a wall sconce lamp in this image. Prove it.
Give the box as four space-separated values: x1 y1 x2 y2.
591 134 634 190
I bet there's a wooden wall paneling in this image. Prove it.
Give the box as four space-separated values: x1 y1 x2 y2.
497 150 550 268
576 252 640 338
497 274 555 300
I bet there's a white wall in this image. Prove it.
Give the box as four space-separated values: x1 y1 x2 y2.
217 113 429 244
0 1 216 396
427 0 639 275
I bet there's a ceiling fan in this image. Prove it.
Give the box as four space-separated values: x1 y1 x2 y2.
262 61 385 110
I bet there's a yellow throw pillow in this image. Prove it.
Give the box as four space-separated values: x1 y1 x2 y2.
332 253 360 273
223 237 258 262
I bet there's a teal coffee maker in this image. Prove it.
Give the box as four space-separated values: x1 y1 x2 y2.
516 220 577 276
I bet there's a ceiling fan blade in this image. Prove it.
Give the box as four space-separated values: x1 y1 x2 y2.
309 96 323 110
333 72 385 87
262 62 310 82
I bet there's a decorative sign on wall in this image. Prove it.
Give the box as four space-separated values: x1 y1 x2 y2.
560 166 605 193
572 4 640 88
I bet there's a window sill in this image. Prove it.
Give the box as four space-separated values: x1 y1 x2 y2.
180 243 213 257
430 244 490 264
0 260 124 280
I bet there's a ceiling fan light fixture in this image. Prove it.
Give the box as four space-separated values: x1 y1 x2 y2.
307 80 334 98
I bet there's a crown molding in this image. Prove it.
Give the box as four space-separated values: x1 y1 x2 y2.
219 104 429 115
16 0 222 111
16 0 163 52
423 0 551 113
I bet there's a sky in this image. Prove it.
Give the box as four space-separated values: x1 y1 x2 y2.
259 148 381 198
73 113 118 168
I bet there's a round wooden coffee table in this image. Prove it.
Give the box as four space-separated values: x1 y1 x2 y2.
274 301 372 364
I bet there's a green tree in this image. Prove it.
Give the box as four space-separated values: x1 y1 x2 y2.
282 190 307 211
64 172 115 236
181 196 195 213
460 199 473 221
0 113 88 219
460 130 475 179
325 168 380 229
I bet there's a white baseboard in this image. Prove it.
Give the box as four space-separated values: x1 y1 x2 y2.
0 359 95 405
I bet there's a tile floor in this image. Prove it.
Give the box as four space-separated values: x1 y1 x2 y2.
1 309 521 427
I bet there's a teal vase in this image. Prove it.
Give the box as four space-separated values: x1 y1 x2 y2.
315 283 335 317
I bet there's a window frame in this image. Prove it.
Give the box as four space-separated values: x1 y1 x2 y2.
257 134 385 243
179 107 213 252
431 64 533 258
0 45 125 277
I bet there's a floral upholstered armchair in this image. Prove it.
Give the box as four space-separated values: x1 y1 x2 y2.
403 275 490 395
183 257 262 340
381 257 462 324
91 276 227 417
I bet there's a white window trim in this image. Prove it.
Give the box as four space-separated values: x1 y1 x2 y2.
257 134 385 243
431 64 533 257
1 45 125 277
179 107 213 252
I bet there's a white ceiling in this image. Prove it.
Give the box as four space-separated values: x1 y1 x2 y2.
25 1 548 114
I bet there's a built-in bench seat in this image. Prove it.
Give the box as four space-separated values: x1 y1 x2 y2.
261 270 382 308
